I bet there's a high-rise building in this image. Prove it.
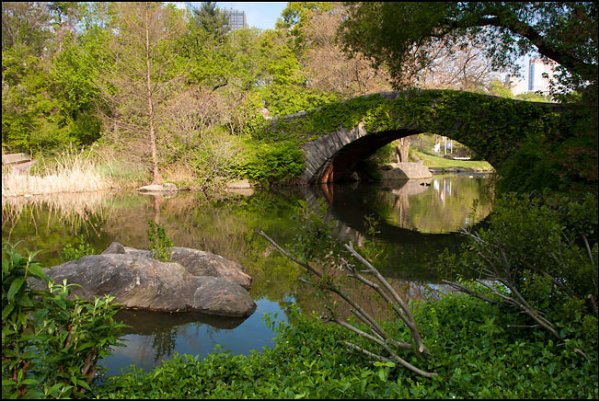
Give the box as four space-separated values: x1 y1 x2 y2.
508 57 557 95
528 58 556 93
226 9 247 31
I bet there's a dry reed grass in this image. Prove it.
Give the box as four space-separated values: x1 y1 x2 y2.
2 149 115 197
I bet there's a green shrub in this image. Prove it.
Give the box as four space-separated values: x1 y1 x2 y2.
441 192 598 347
231 141 304 184
2 242 125 399
62 235 96 262
147 220 173 262
95 298 598 399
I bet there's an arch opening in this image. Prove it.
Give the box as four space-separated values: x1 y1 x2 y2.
313 130 494 184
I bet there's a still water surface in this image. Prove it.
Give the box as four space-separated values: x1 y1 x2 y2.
2 173 494 375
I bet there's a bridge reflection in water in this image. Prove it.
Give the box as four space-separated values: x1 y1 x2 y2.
301 172 495 284
296 172 495 326
312 172 495 236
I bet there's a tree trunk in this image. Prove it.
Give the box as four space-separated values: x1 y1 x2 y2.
395 138 410 163
145 5 162 185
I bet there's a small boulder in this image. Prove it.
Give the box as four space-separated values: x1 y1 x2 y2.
138 183 178 193
101 241 126 255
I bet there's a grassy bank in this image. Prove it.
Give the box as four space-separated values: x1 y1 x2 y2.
412 149 494 172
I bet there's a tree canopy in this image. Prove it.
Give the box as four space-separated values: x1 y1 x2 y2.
339 2 598 93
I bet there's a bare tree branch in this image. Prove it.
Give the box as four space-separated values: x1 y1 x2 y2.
256 229 437 378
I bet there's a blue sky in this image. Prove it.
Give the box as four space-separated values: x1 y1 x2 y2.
179 2 288 30
217 2 288 30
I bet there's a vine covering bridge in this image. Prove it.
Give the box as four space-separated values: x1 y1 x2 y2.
262 90 565 184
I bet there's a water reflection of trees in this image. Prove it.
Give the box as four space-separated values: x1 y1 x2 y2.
2 191 112 237
368 175 495 233
114 309 248 362
292 267 447 323
3 183 495 372
404 175 495 233
2 178 494 293
152 329 178 362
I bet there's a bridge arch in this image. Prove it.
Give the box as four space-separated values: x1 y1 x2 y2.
305 126 430 183
265 90 565 184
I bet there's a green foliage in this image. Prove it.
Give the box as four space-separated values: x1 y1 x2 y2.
188 2 230 39
259 84 337 117
488 79 514 99
147 220 173 262
496 138 563 192
278 2 335 55
180 13 233 89
96 297 598 399
440 192 598 345
62 234 96 262
3 1 595 192
230 141 305 184
1 3 53 53
339 3 597 93
249 28 338 116
2 23 109 153
288 199 343 262
2 46 61 153
2 242 125 399
515 92 551 102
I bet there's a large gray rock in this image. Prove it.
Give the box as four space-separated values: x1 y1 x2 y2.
33 244 256 317
118 246 252 289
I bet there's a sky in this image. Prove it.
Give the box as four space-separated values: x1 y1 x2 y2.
180 2 288 30
218 2 288 30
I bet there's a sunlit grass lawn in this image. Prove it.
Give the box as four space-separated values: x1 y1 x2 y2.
413 150 494 171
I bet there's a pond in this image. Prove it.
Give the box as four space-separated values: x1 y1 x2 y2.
1 173 495 376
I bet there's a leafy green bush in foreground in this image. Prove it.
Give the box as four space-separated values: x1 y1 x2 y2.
96 296 597 399
2 243 125 399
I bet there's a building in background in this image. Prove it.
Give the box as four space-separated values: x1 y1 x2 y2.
508 57 557 95
527 58 556 93
226 9 247 31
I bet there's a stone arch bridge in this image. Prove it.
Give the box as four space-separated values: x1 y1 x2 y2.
264 90 565 184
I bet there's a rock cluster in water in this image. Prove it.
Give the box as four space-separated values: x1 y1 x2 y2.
33 242 256 317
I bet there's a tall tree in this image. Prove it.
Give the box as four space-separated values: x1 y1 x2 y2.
339 2 598 93
300 4 393 98
189 2 229 40
100 2 185 184
48 2 84 52
182 2 233 90
2 2 52 52
277 2 334 55
2 2 56 152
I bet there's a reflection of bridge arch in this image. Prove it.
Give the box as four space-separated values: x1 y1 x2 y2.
302 183 464 282
308 182 454 242
267 90 564 183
